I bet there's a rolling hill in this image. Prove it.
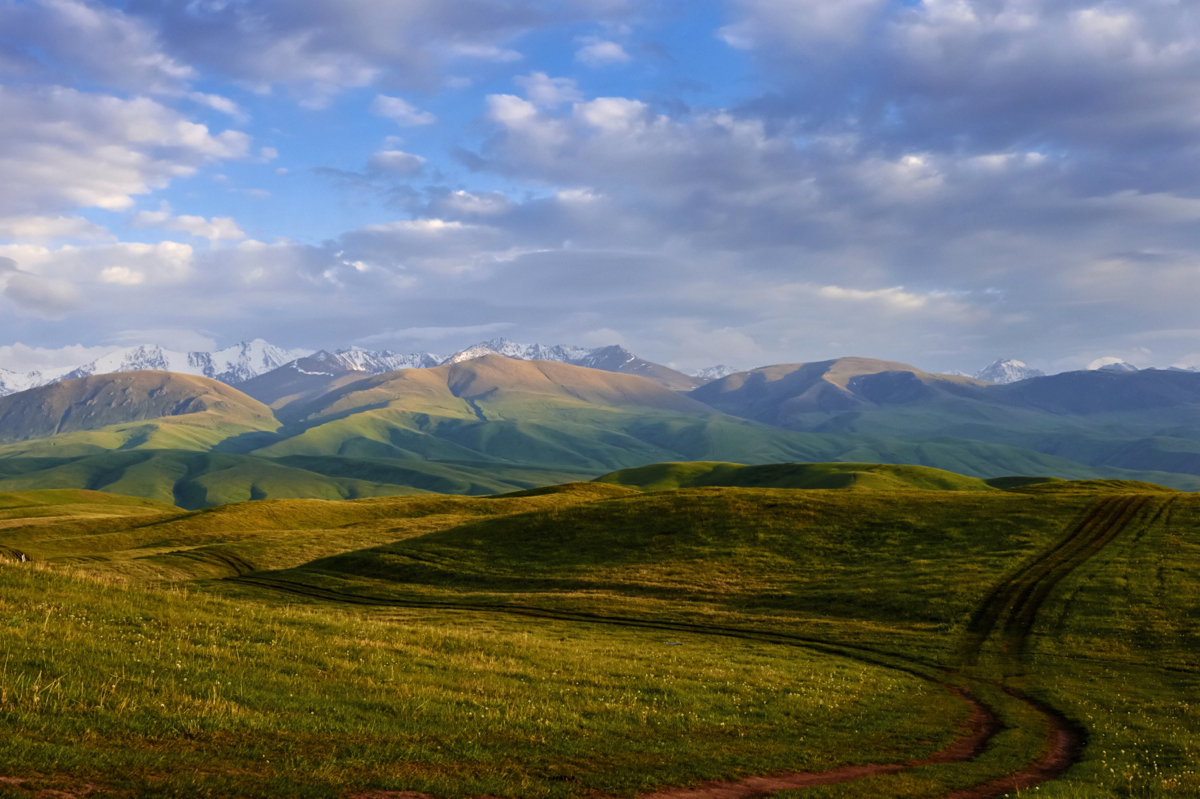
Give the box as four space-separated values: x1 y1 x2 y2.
595 461 999 492
0 370 280 453
0 472 1197 796
692 358 1200 486
1 356 1200 508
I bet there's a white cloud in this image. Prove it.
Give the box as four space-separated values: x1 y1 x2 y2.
370 95 437 126
100 266 145 286
487 94 542 128
432 190 514 217
0 342 119 372
189 92 245 121
0 241 195 287
131 204 246 242
817 284 932 312
515 72 582 107
0 215 114 243
0 86 249 217
575 39 631 66
367 150 427 175
448 43 523 62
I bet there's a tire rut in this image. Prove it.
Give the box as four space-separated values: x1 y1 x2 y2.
173 547 255 576
235 575 1002 797
236 495 1167 799
944 495 1172 798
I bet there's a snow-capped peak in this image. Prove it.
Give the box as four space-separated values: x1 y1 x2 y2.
0 339 314 396
332 347 441 372
445 338 590 365
1087 357 1139 373
974 358 1045 384
692 365 736 381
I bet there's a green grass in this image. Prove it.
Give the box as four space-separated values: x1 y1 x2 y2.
596 461 997 492
0 469 1196 796
0 564 958 798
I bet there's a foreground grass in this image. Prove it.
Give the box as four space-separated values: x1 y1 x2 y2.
0 563 957 798
1016 495 1200 797
1 478 1198 796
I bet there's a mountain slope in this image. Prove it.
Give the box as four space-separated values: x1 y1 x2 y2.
281 355 710 425
241 338 705 409
0 371 278 447
689 360 1200 486
252 355 825 470
0 372 283 460
690 357 985 426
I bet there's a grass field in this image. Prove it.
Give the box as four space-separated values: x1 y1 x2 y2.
0 469 1196 797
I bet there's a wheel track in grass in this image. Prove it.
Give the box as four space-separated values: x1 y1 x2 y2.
960 495 1170 666
1 495 1156 797
226 495 1164 798
233 574 1004 795
943 494 1174 799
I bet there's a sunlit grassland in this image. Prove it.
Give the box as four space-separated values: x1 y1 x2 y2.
273 488 1088 652
1015 495 1200 797
251 484 1200 797
0 563 957 798
1 478 1198 796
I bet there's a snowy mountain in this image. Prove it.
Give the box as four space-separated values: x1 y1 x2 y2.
692 365 736 381
311 347 442 374
974 359 1045 384
442 339 703 390
0 365 72 396
0 339 311 397
444 338 590 366
1087 357 1139 373
60 340 310 385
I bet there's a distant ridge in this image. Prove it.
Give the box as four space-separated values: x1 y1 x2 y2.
0 337 703 398
241 338 703 408
690 357 984 427
0 370 277 446
0 339 309 396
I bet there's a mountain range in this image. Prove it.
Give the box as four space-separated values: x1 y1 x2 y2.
0 337 707 397
1 350 1200 509
7 337 1187 401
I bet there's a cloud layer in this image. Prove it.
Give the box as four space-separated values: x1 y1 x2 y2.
1 1 1199 374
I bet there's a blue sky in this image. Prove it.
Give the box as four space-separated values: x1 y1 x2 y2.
2 0 1200 375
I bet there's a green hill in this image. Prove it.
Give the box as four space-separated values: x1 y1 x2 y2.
3 358 1200 507
596 461 999 492
0 370 278 445
1 477 1198 796
691 361 1200 486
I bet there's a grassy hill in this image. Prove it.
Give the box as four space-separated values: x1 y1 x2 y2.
3 358 1200 507
596 461 999 491
692 360 1200 487
0 370 278 446
0 472 1196 796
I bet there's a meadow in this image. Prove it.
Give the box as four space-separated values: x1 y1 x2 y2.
0 464 1195 797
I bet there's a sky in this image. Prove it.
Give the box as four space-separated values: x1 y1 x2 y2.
2 0 1200 375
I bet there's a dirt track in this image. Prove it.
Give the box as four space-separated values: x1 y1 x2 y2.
7 494 1154 798
254 495 1171 798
